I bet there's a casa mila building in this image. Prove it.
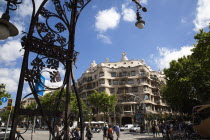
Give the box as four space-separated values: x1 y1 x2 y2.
77 53 171 126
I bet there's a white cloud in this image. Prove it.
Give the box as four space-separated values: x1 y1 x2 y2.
193 0 210 31
152 46 194 70
140 0 148 4
17 0 43 17
92 5 97 9
0 40 23 65
95 7 121 32
0 68 20 93
97 34 112 44
45 80 63 88
121 4 136 22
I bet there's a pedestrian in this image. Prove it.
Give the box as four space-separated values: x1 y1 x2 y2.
114 124 120 140
152 124 156 137
86 125 93 140
155 124 160 137
107 125 114 140
103 124 108 140
55 124 62 139
74 128 80 140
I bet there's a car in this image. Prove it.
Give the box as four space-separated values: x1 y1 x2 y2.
129 125 141 132
0 127 11 140
120 124 133 131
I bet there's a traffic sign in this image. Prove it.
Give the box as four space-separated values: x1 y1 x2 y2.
1 97 8 103
35 75 45 96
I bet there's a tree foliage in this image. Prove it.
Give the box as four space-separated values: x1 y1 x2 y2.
39 89 90 121
87 90 117 121
162 26 210 114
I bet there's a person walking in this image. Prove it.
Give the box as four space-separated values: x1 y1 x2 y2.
73 128 80 140
86 125 93 140
155 124 160 137
107 125 114 140
152 124 156 137
103 124 108 140
114 124 120 140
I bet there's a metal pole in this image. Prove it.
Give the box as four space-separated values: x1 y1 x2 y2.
114 107 116 125
10 48 30 140
31 104 38 140
4 110 12 140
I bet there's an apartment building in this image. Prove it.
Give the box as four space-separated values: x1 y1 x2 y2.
77 53 171 125
21 97 36 109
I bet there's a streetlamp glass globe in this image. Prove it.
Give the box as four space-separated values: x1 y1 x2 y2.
135 20 145 29
0 23 10 40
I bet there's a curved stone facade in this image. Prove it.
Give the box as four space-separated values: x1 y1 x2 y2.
77 53 171 125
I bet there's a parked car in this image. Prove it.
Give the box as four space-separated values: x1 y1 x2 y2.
129 125 141 132
0 127 11 140
120 124 133 131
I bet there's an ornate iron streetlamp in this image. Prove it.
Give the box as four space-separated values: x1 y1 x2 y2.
0 0 147 139
132 0 147 29
0 0 19 40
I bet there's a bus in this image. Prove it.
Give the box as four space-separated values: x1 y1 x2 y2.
192 104 210 137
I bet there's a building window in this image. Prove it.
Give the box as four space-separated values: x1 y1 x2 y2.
99 79 105 84
92 83 96 88
94 75 97 79
123 71 127 76
99 72 104 77
140 71 146 76
132 87 138 92
128 79 134 84
110 88 115 94
111 72 116 77
131 71 136 76
144 95 149 100
121 80 126 85
131 62 133 64
108 80 112 85
143 86 148 91
146 104 151 110
113 80 118 85
117 88 124 94
124 105 131 111
99 88 105 93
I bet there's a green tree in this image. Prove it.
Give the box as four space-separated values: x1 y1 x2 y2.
87 90 117 123
162 26 210 114
40 89 90 121
1 110 12 123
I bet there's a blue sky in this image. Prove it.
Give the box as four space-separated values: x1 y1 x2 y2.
0 0 210 107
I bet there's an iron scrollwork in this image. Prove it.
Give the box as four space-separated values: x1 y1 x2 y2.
11 0 92 139
5 0 22 11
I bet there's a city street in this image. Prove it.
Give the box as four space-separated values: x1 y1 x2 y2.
20 129 163 140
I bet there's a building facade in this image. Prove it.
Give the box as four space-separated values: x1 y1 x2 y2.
77 53 171 125
21 97 36 109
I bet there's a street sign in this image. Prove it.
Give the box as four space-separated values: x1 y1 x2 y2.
35 75 45 96
1 97 8 103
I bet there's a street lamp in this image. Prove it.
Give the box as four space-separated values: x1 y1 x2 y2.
0 0 20 40
0 0 147 139
132 0 147 29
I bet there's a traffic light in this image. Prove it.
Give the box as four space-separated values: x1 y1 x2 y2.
7 99 13 111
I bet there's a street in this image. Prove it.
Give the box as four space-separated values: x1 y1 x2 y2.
19 129 163 140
